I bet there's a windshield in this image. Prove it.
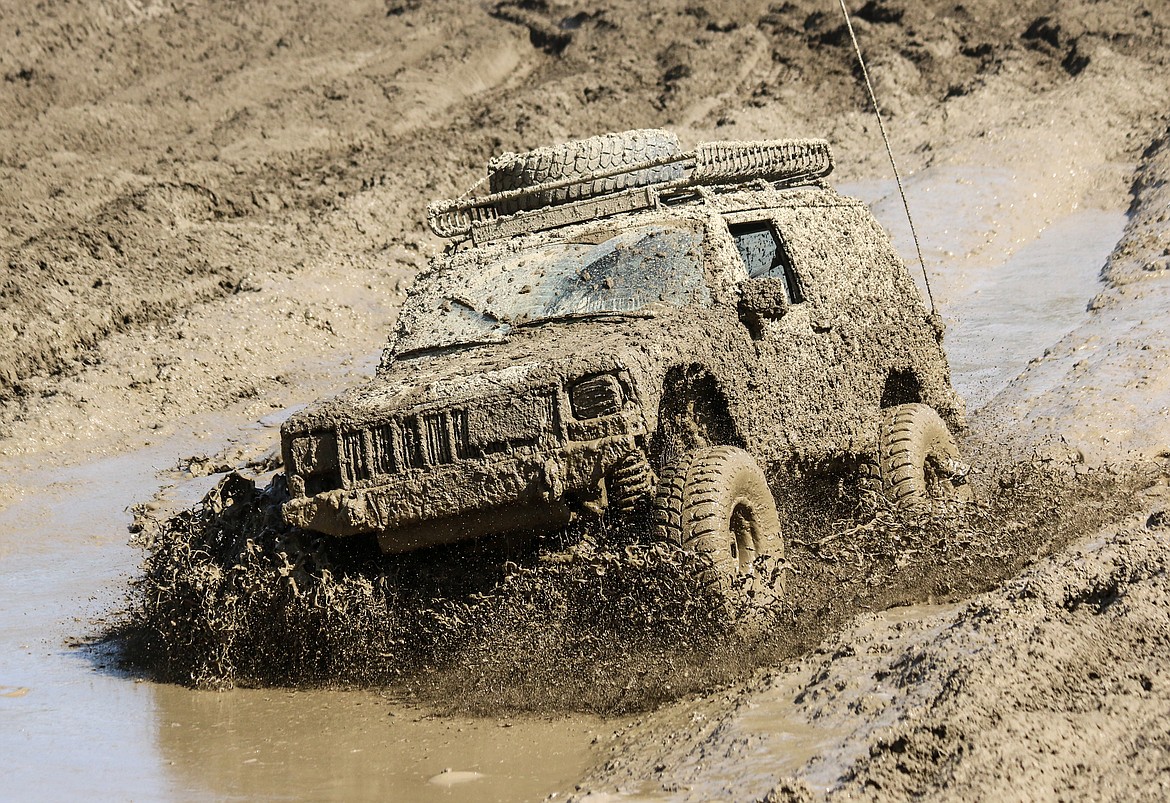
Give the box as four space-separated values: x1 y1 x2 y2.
393 221 709 355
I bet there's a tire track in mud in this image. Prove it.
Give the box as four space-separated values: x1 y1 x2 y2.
7 0 1142 421
979 125 1170 468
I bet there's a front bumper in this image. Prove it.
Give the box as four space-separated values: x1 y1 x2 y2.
282 434 641 552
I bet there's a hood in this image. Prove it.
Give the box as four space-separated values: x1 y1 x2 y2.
282 318 660 436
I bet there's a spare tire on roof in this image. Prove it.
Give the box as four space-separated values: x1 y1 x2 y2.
487 129 684 214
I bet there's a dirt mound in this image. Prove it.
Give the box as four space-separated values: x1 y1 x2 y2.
3 0 1152 418
826 505 1170 801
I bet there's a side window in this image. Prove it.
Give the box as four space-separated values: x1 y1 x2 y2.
727 220 804 304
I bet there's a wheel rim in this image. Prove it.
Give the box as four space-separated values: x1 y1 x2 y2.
924 453 970 501
729 501 758 573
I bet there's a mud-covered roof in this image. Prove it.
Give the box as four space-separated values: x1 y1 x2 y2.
428 137 837 240
450 182 852 256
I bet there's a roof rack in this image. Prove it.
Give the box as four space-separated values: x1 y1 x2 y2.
427 138 834 239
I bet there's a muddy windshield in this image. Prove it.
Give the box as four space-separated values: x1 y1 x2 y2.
393 221 709 355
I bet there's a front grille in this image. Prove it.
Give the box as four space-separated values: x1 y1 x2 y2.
420 409 469 464
341 430 369 483
369 424 396 475
341 424 396 485
340 409 472 486
423 412 450 464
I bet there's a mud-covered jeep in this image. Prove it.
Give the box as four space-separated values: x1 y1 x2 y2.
281 129 968 591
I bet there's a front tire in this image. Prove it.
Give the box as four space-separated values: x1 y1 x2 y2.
877 403 973 505
653 446 784 598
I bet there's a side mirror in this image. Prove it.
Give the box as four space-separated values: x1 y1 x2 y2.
737 278 791 339
738 277 790 317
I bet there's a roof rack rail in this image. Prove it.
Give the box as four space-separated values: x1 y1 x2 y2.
427 138 834 239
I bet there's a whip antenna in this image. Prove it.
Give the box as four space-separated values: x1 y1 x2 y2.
837 0 935 314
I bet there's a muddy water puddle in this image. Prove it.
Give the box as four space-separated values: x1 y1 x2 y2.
152 686 597 801
943 210 1126 409
0 439 603 801
0 167 1128 800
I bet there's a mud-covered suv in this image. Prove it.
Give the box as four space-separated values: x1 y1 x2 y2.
281 130 969 591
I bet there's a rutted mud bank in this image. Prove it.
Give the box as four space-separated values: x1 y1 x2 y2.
979 124 1170 467
571 485 1170 802
5 0 1169 458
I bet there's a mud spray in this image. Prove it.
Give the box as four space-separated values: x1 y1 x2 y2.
106 447 1145 717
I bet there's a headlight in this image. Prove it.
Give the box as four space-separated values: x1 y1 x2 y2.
291 432 337 476
568 373 623 419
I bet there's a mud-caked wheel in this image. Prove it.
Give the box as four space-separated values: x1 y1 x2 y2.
653 446 784 602
877 403 973 505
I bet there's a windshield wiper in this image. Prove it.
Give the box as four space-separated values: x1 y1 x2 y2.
513 309 656 329
446 295 509 325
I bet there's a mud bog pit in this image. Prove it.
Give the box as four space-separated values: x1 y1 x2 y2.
0 443 603 801
0 167 1137 800
5 0 1170 795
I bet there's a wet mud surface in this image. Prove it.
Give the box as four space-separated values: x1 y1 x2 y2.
0 440 604 802
572 495 1170 802
113 452 1139 716
4 0 1170 800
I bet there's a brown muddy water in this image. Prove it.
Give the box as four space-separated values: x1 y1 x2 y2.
0 168 1127 800
845 169 1127 410
0 434 602 801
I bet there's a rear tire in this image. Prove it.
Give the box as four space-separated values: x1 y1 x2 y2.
877 403 973 505
653 446 784 601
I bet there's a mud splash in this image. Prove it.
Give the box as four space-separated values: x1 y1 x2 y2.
110 451 1142 716
114 472 731 711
